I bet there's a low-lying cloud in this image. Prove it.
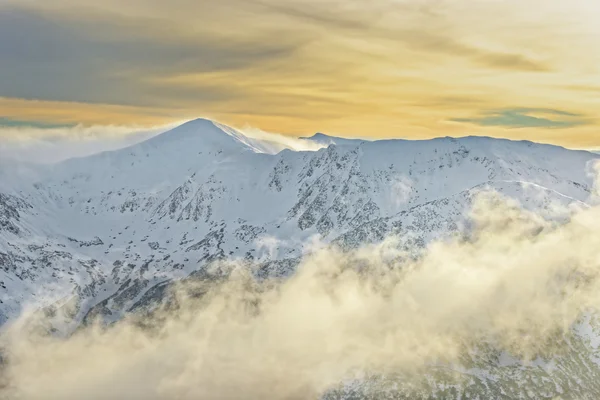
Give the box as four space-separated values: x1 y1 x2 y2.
0 123 180 163
2 187 600 399
238 125 327 153
0 119 327 164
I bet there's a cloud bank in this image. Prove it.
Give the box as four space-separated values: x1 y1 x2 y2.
2 187 600 399
0 119 328 164
0 124 179 163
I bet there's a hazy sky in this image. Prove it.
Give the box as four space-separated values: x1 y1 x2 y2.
1 0 599 149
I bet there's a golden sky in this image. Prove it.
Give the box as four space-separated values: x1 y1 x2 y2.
1 0 599 148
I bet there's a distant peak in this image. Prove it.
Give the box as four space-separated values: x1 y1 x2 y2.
147 118 221 142
185 117 215 125
135 117 259 153
307 132 331 140
304 133 339 143
133 118 279 155
173 117 218 130
303 132 364 147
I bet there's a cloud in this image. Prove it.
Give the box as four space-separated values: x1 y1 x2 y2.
389 176 413 208
0 6 306 107
0 118 328 164
0 0 562 111
451 108 589 129
385 29 549 72
0 97 179 127
561 84 600 94
3 189 600 398
0 118 74 129
0 123 177 163
0 0 598 148
475 51 548 72
238 1 545 73
238 125 327 153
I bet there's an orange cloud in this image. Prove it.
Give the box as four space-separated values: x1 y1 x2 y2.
0 0 598 148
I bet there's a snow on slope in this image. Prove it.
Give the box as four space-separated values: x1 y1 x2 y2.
2 118 600 398
1 119 598 328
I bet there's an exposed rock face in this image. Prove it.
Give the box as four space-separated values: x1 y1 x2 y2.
1 119 600 398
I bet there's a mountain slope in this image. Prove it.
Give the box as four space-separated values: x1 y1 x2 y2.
1 120 598 326
2 119 600 398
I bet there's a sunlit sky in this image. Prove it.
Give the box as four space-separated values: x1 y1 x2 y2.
1 0 599 149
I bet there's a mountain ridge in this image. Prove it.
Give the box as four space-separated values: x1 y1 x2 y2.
2 118 600 398
5 118 597 170
1 119 598 326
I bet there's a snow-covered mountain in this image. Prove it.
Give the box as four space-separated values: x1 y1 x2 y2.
1 118 598 327
2 118 600 398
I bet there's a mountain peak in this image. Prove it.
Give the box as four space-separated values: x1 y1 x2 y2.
140 118 274 155
304 132 364 147
180 117 217 128
142 118 240 147
307 132 333 141
148 118 222 142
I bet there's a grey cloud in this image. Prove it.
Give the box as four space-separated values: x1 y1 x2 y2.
0 0 552 120
0 123 175 163
242 0 380 31
477 52 548 72
390 30 548 72
0 6 306 107
0 118 74 129
562 85 600 94
238 1 549 72
451 108 588 129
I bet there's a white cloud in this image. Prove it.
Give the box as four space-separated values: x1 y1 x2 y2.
239 125 327 153
389 176 413 207
4 189 600 399
0 123 179 164
0 120 326 164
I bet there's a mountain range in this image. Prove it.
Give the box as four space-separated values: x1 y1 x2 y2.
2 118 600 398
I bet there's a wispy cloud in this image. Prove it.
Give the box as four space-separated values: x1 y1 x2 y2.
0 119 328 163
239 125 327 153
0 123 176 163
0 118 75 129
451 108 589 129
0 6 305 107
0 0 598 147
